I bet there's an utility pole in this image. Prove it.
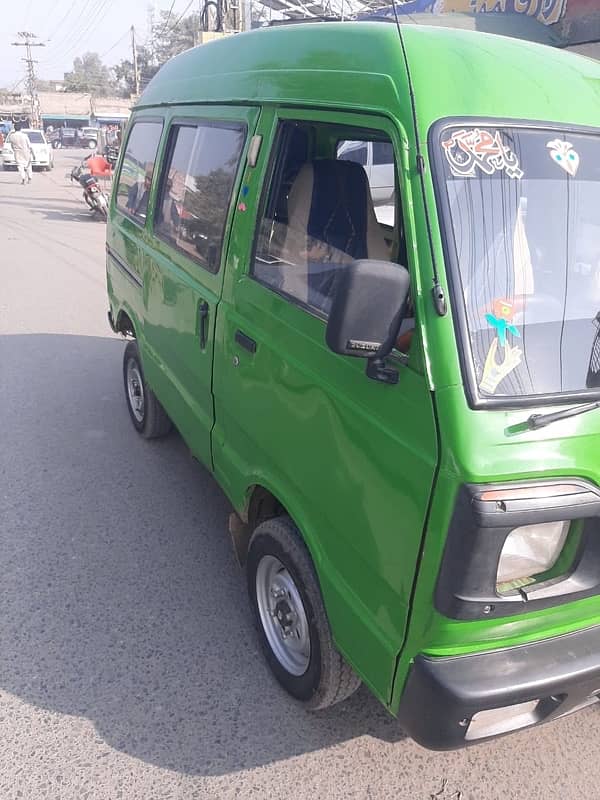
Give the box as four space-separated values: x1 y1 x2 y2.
131 25 140 97
11 31 45 128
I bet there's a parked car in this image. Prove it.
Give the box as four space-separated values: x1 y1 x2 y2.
337 139 395 205
2 128 54 171
107 21 600 750
48 127 78 149
78 126 100 149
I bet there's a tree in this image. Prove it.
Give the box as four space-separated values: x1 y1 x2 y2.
64 52 116 96
112 45 158 98
112 6 236 99
151 10 198 65
112 11 199 98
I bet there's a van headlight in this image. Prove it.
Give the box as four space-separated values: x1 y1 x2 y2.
496 521 570 586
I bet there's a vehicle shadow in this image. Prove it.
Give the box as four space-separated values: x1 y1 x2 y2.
33 208 106 223
0 197 103 222
1 333 406 779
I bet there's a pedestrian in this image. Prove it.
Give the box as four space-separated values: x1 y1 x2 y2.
8 127 34 184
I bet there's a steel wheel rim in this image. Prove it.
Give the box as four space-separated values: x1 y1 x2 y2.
126 358 145 423
255 554 310 676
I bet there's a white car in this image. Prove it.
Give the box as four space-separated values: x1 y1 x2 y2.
337 139 395 206
2 129 55 171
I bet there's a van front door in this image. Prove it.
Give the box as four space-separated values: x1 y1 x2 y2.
213 109 438 702
142 107 258 469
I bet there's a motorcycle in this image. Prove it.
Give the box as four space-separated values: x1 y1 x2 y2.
103 144 120 170
69 160 109 219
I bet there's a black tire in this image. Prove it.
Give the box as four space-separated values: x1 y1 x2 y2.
122 340 172 439
247 515 361 710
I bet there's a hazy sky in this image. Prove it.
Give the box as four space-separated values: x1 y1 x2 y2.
1 0 181 88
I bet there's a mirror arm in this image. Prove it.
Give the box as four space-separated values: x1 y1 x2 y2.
365 356 399 385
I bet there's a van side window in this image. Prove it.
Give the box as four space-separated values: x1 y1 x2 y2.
155 121 245 273
115 120 163 223
253 121 404 319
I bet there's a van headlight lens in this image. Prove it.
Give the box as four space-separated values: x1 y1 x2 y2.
496 521 570 585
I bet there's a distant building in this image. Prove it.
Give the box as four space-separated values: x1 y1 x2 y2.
0 90 131 130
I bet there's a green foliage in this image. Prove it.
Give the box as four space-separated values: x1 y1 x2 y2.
112 10 203 98
64 52 116 96
112 45 159 98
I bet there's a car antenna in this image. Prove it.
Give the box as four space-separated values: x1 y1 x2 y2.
389 1 447 316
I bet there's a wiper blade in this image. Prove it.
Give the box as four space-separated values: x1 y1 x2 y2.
525 401 600 431
505 401 600 435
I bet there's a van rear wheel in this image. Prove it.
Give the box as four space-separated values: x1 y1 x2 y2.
247 515 361 709
123 340 172 439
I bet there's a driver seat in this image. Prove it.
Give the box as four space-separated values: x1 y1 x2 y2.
281 159 390 309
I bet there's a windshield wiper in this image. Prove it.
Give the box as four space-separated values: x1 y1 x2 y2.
507 401 600 434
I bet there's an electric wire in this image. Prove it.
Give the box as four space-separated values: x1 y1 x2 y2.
166 0 196 34
100 28 132 59
44 0 94 51
41 0 117 71
44 0 112 61
159 0 179 36
40 0 101 68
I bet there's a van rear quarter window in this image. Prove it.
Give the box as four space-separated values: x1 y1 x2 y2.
154 121 246 273
116 120 163 223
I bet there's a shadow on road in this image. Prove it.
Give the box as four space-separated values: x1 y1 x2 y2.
0 197 104 223
0 333 406 779
34 208 106 223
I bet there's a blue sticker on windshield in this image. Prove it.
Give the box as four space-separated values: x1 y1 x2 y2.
485 313 521 348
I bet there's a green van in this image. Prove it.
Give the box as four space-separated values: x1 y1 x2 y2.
106 20 600 748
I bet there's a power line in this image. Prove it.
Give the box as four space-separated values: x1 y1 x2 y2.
45 0 91 47
42 0 113 65
41 0 117 71
161 0 179 33
166 0 196 34
100 28 131 59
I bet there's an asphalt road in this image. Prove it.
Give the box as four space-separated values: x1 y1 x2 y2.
1 149 599 800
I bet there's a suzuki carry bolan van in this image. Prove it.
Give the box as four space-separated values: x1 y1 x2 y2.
106 21 600 748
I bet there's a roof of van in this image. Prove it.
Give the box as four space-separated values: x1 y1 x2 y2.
137 21 600 136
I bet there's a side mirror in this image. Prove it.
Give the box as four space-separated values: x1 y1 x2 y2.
325 259 410 384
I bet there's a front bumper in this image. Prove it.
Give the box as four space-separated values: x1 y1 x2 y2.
397 624 600 749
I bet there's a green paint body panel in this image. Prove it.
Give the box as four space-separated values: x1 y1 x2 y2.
106 21 600 726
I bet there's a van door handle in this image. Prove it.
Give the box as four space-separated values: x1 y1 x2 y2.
198 301 209 349
235 330 257 354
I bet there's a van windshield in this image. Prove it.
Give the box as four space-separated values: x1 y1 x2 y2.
436 125 600 400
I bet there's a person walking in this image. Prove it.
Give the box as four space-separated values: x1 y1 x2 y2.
8 127 34 184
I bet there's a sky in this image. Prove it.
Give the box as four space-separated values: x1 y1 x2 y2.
0 0 182 89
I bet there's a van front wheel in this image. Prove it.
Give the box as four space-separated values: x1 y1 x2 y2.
123 340 172 439
247 515 361 709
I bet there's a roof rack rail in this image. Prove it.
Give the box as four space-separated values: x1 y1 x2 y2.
265 15 396 26
266 16 343 26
